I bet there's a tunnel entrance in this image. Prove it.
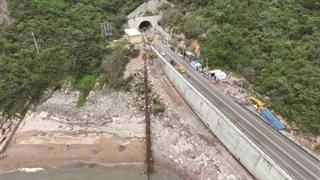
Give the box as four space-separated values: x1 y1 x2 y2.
139 21 152 31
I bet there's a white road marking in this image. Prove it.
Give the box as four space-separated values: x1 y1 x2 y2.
153 40 320 179
154 38 320 168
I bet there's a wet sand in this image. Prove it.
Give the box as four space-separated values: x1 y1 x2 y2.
1 165 181 180
0 132 145 170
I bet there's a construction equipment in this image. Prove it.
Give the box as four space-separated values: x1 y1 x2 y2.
249 96 284 130
178 65 186 74
249 96 266 110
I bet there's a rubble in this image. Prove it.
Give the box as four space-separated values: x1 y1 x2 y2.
0 89 146 170
1 45 253 179
126 46 253 179
0 118 19 153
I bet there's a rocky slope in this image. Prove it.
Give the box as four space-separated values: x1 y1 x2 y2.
0 0 10 25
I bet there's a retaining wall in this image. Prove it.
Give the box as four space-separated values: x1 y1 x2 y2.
152 46 293 180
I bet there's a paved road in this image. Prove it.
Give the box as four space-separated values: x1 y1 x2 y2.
152 37 320 180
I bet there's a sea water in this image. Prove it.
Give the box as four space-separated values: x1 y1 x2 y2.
1 166 181 180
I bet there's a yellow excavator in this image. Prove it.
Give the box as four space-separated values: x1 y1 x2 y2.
249 96 266 110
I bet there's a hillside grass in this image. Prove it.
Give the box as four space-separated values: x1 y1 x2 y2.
0 0 143 116
161 0 320 134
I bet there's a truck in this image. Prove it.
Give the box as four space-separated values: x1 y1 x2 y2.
190 61 202 71
209 70 227 80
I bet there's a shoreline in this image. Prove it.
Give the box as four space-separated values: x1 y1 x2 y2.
0 162 145 174
0 161 185 180
0 46 254 180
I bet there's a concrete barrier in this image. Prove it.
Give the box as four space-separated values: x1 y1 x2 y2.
151 46 293 180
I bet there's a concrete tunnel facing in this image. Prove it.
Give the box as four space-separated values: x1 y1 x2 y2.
139 21 152 31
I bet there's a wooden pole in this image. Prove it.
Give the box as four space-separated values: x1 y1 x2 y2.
101 22 104 38
31 32 40 54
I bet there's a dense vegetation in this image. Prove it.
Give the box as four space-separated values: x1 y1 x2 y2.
162 0 320 134
0 0 143 116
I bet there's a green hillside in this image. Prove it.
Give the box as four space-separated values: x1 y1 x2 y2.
162 0 320 134
0 0 143 116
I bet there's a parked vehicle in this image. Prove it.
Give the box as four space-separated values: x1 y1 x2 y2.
177 53 184 58
209 70 227 80
249 97 285 130
185 51 195 59
170 46 175 52
162 39 168 44
160 51 166 56
190 61 202 71
170 59 176 66
178 65 186 74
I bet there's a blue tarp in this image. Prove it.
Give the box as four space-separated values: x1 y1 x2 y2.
260 108 285 130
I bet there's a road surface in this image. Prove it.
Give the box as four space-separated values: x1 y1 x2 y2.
152 36 320 180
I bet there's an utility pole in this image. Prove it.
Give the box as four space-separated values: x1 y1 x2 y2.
206 58 209 69
106 22 112 37
103 21 107 39
168 31 172 43
101 21 112 40
104 22 107 37
239 80 244 94
31 32 40 54
101 22 105 38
